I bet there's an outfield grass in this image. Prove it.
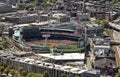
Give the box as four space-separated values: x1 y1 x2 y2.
69 45 78 50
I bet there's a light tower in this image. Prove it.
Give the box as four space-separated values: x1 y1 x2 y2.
42 34 50 46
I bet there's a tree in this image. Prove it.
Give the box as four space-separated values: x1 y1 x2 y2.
32 1 40 6
43 71 50 77
61 74 67 77
101 20 110 28
13 74 19 77
3 66 10 75
13 74 25 77
9 69 16 76
0 73 2 77
1 40 9 48
100 0 106 3
112 0 118 4
26 73 36 77
0 30 3 37
41 0 56 10
24 5 30 10
0 66 5 74
26 72 43 77
36 74 43 77
95 19 101 25
67 74 72 77
75 75 80 77
17 67 24 75
115 72 120 77
20 70 27 76
91 62 94 68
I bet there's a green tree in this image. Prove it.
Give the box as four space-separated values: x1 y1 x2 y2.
67 74 72 77
0 73 2 77
95 19 101 25
9 69 16 76
43 71 50 77
0 66 5 74
61 74 67 77
36 74 43 77
75 75 80 77
24 5 30 10
112 0 118 4
26 73 36 77
1 40 9 48
20 70 27 76
91 62 94 68
3 66 10 75
100 0 106 3
101 20 110 28
17 67 24 75
26 72 43 77
115 72 120 77
32 1 40 6
13 74 25 77
13 74 19 77
0 30 3 37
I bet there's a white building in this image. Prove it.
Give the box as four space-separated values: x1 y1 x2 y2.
77 13 90 23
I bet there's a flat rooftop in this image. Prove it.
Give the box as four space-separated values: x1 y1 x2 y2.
31 20 57 26
14 24 30 27
6 13 38 18
109 22 120 30
52 13 68 18
37 53 85 60
94 45 110 49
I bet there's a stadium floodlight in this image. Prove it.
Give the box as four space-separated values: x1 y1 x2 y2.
42 34 50 46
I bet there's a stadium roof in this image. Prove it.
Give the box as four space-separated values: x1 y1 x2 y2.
37 53 85 61
14 24 30 27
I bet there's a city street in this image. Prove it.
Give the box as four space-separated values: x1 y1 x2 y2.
86 38 95 70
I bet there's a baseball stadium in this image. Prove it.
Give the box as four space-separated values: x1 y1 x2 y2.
11 22 85 54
